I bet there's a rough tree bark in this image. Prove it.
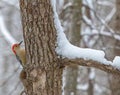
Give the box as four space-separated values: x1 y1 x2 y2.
20 0 62 95
19 0 120 95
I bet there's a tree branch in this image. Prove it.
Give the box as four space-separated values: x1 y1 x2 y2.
51 0 120 75
63 58 120 75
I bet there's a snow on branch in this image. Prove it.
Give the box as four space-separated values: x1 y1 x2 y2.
0 16 16 44
51 0 120 74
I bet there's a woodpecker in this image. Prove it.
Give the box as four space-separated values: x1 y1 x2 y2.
12 41 26 67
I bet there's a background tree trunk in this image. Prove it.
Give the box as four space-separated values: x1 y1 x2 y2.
20 0 62 95
60 0 82 95
108 1 120 95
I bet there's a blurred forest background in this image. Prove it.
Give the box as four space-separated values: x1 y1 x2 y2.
0 0 120 95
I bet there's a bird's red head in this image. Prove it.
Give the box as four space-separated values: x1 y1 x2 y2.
12 41 23 54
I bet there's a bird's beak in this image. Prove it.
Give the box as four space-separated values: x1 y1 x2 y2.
18 41 23 45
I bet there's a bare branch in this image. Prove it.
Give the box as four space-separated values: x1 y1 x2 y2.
63 58 120 75
82 4 115 36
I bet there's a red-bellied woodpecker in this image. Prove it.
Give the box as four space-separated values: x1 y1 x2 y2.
12 41 26 67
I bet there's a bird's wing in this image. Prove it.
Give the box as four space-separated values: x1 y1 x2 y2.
16 55 23 67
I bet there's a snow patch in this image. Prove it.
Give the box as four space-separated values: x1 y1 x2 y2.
89 69 95 79
77 83 88 90
113 56 120 69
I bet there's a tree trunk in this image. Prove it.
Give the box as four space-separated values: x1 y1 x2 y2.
87 68 94 95
62 0 82 95
20 0 62 95
82 2 94 95
19 0 120 95
108 1 120 95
